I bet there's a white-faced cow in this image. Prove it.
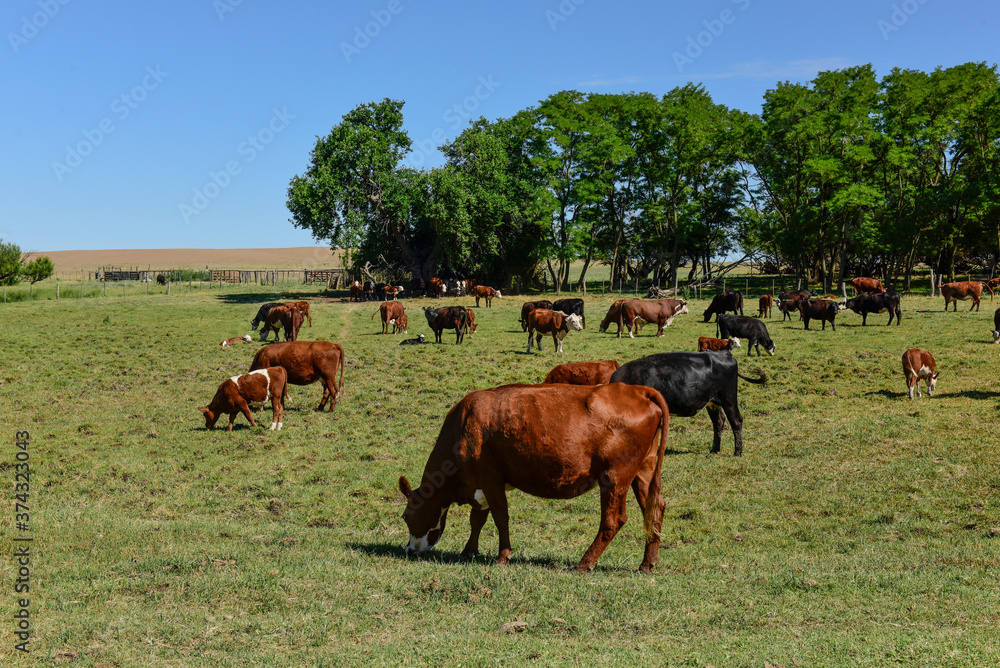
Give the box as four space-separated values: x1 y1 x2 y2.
249 341 345 412
610 351 766 457
542 360 620 385
220 335 252 347
842 292 902 325
349 280 364 302
902 348 939 400
716 314 775 357
552 298 586 329
200 367 287 432
702 291 743 322
398 382 669 572
472 285 502 308
526 309 583 353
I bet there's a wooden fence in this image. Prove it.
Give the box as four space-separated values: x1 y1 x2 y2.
91 267 344 286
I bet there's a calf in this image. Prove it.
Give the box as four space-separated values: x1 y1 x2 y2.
428 277 445 299
260 305 302 342
526 309 583 353
850 277 885 295
249 341 345 412
464 308 477 334
611 351 767 456
398 382 669 572
220 335 252 347
798 298 844 331
902 348 939 400
552 298 586 329
472 285 502 308
393 313 409 334
542 360 620 385
697 336 740 352
520 300 554 331
250 302 282 331
349 280 364 302
716 314 775 356
940 281 992 312
373 301 406 334
199 366 287 431
702 291 743 322
423 306 469 344
842 292 902 325
757 295 773 318
284 301 312 327
993 307 1000 344
400 333 426 345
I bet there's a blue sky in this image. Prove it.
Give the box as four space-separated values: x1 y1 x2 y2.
3 0 997 252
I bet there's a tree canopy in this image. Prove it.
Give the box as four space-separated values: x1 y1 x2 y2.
0 240 53 286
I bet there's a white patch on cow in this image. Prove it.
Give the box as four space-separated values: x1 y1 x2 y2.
405 507 448 555
221 339 230 347
243 335 252 342
495 291 502 299
993 330 1000 344
474 489 489 509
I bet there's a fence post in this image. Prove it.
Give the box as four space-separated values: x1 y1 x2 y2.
167 280 171 295
57 282 60 300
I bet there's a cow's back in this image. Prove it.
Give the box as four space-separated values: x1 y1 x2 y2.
250 341 343 384
611 352 735 417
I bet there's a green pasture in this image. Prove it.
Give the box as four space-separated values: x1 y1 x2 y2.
1 285 999 666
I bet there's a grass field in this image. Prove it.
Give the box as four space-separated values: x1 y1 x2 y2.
2 284 999 666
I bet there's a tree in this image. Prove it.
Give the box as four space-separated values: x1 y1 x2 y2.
0 240 53 286
23 256 54 284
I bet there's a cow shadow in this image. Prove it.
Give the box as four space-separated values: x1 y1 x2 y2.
214 291 334 304
346 542 574 569
867 389 1000 400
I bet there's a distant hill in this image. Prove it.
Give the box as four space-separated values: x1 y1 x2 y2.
41 247 342 278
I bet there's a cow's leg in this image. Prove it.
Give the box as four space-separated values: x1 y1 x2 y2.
576 481 628 572
706 403 725 453
270 394 283 430
462 507 491 559
554 332 562 353
484 489 514 565
630 454 665 572
721 401 744 457
972 298 980 312
227 412 240 432
526 330 534 353
237 398 257 429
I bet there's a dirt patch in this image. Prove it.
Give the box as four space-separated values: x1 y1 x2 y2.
42 247 343 278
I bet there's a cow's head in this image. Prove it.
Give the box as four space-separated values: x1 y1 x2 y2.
675 304 689 316
198 406 220 429
928 371 940 395
565 314 583 331
398 476 449 556
764 340 776 356
993 329 1000 344
729 337 741 349
242 335 252 343
494 290 502 299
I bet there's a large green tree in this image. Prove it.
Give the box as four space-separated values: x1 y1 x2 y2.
0 241 54 286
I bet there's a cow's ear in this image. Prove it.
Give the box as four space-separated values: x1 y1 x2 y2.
398 476 413 499
198 407 209 414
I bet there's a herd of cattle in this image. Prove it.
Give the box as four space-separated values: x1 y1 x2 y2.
200 275 1000 572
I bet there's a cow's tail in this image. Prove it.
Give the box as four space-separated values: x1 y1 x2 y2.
643 388 670 543
983 282 995 299
737 370 768 386
370 308 379 320
336 344 345 399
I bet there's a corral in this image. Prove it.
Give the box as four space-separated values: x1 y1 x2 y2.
1 284 999 665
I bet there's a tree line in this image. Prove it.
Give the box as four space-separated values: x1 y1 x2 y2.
286 62 1000 293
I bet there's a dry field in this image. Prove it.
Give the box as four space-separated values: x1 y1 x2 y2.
40 247 342 278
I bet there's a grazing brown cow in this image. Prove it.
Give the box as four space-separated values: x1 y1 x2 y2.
902 348 939 400
373 301 406 334
349 281 364 302
597 300 628 336
850 277 885 295
526 309 583 353
200 367 287 432
520 300 554 332
472 285 502 307
260 305 302 342
284 301 312 327
249 341 345 412
464 308 477 334
428 277 445 299
398 382 669 572
757 295 773 318
697 336 741 352
940 281 992 312
220 335 252 347
618 299 688 338
542 360 620 385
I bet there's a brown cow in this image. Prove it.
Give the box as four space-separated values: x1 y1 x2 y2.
383 285 404 300
464 307 477 334
428 277 445 299
472 285 502 308
397 382 669 572
349 281 364 302
697 336 741 352
850 277 885 295
249 341 345 412
987 278 1000 300
597 300 627 336
757 295 773 318
393 313 408 335
526 309 583 353
542 360 620 385
200 367 287 432
940 281 992 312
284 301 312 327
902 348 939 400
372 301 406 334
520 300 554 332
618 299 688 338
220 335 252 347
260 305 302 342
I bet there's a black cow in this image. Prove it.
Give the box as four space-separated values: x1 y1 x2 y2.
842 292 902 326
716 314 775 357
423 306 469 344
702 291 744 322
610 351 767 456
799 299 844 331
250 302 282 331
993 307 1000 344
399 333 427 346
552 298 586 329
